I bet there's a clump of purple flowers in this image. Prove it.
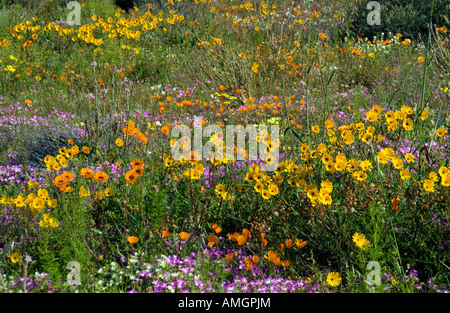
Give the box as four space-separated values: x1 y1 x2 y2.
2 272 55 293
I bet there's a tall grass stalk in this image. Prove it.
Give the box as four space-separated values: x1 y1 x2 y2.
370 142 410 292
417 0 435 138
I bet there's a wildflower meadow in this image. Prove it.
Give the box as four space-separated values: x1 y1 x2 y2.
0 0 449 300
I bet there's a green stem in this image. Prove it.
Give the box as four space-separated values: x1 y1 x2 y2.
370 142 410 292
417 0 435 137
305 64 312 147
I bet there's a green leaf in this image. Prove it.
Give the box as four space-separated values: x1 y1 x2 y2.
118 153 128 168
285 126 304 143
412 134 430 155
327 70 337 85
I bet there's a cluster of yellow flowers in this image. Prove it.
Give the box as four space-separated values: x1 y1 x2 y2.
44 141 89 171
1 182 59 231
163 151 205 181
245 164 279 200
182 162 205 180
1 184 57 216
214 183 238 201
39 213 59 228
164 127 278 183
383 105 420 132
305 180 333 206
275 158 333 203
79 185 114 200
7 7 185 50
438 167 450 187
352 233 371 250
337 119 383 147
421 166 450 193
376 147 450 193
